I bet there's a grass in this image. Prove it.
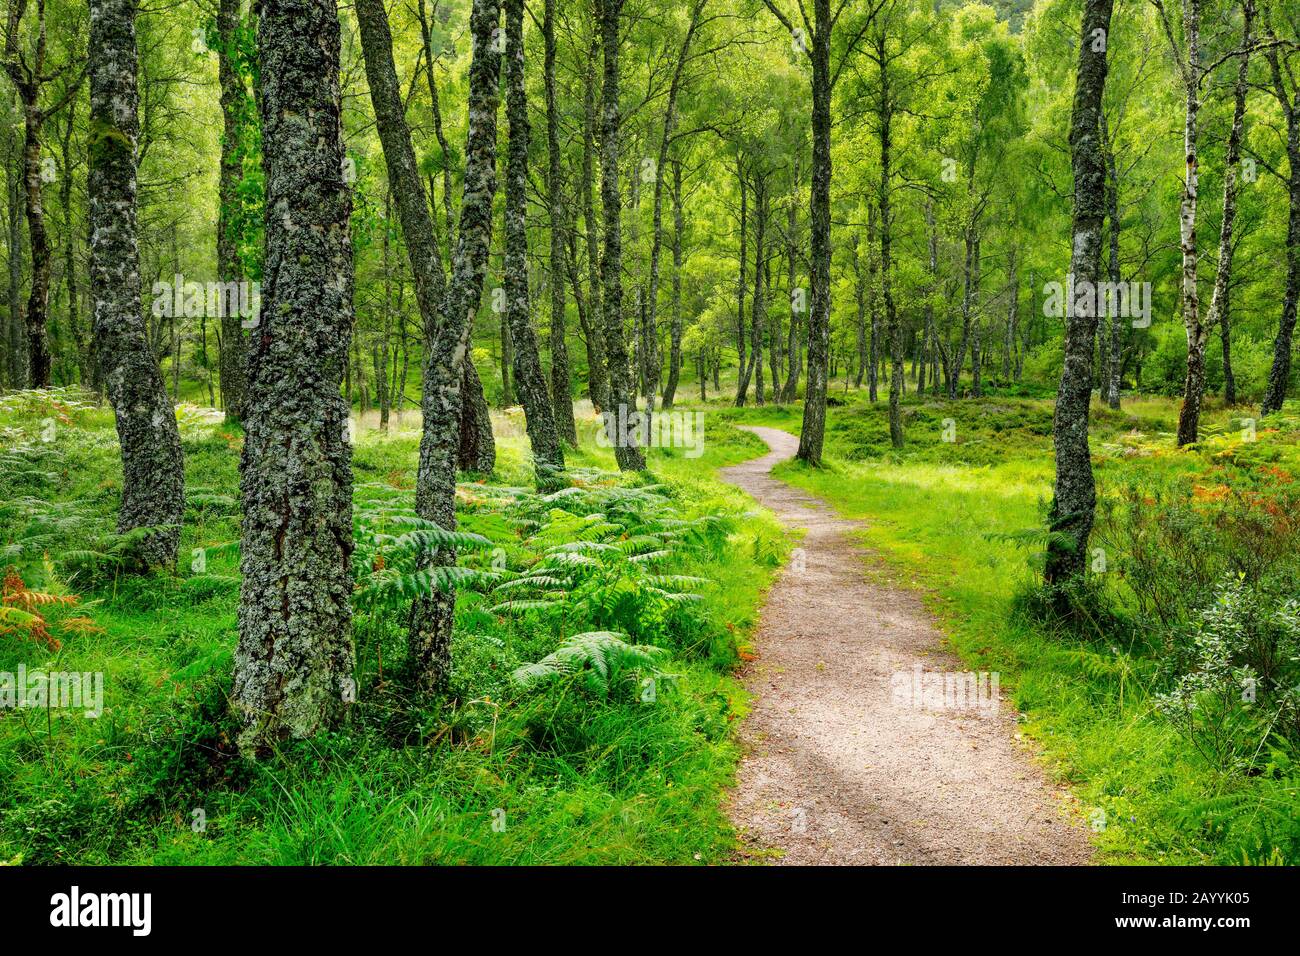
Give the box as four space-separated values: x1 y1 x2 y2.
0 391 786 865
5 377 1297 866
714 384 1300 864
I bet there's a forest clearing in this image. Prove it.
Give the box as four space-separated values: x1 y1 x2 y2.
0 0 1297 918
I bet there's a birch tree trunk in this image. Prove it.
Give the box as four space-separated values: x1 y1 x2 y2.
881 90 902 448
1101 112 1122 409
543 0 576 445
1045 0 1115 589
503 0 563 474
797 0 832 465
662 158 685 407
5 141 24 386
925 200 939 395
1259 17 1298 417
88 0 184 571
576 36 609 412
598 0 645 471
416 0 456 260
734 164 748 403
1170 0 1206 447
233 0 357 751
216 0 248 423
58 94 89 388
853 229 866 389
1003 248 1017 381
19 101 48 386
780 155 801 403
4 0 83 388
357 0 502 690
951 221 977 399
1206 0 1253 410
644 0 704 416
413 0 501 685
752 174 767 405
969 236 984 398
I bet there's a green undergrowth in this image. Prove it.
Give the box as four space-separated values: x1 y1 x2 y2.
0 392 785 864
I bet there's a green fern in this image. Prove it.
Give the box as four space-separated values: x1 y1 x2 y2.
511 630 670 698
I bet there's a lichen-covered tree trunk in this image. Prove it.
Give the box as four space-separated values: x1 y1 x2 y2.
543 0 576 445
577 39 609 412
1173 0 1205 447
1003 250 1018 381
1101 113 1122 409
852 230 866 389
950 221 977 400
414 0 495 455
409 0 502 689
661 158 684 408
880 94 902 449
216 0 248 424
59 95 90 388
458 357 495 471
598 0 645 471
233 0 357 751
565 221 605 411
867 203 880 403
734 167 749 406
1208 0 1253 410
88 0 183 571
644 0 704 417
1259 20 1298 417
503 0 563 475
924 199 939 395
357 0 500 690
416 0 456 262
377 199 393 432
751 175 768 406
4 0 74 388
970 238 985 399
5 148 25 387
796 0 832 465
19 102 50 387
780 159 801 404
498 311 513 406
1045 0 1115 588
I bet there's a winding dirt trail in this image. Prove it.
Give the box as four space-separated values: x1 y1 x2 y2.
720 426 1092 865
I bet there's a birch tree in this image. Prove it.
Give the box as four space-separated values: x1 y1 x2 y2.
88 0 183 569
1045 0 1115 590
4 0 86 387
1259 8 1299 417
761 0 884 465
598 0 645 471
543 0 576 444
1204 0 1255 411
233 0 357 750
503 0 563 475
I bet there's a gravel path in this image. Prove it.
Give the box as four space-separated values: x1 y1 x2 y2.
719 426 1093 865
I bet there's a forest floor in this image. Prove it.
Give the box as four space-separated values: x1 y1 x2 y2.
721 425 1092 864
